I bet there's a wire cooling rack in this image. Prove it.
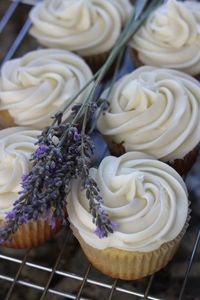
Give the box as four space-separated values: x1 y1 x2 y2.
0 1 200 299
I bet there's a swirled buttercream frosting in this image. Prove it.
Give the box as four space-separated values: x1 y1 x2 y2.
0 127 40 220
97 66 200 162
29 0 133 56
129 0 200 75
0 49 93 128
67 152 188 252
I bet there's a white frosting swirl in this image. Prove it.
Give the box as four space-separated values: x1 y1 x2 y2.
29 0 133 56
0 49 93 128
97 66 200 162
67 152 188 252
0 127 40 220
129 0 200 75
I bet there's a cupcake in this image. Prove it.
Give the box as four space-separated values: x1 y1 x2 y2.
67 152 189 280
0 49 93 128
129 0 200 78
0 127 60 248
97 66 200 176
29 0 133 72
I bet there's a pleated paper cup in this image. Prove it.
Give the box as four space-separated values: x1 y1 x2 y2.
1 218 61 249
82 50 125 78
0 110 16 128
83 52 110 73
130 48 144 69
169 143 200 177
71 220 188 280
109 141 200 178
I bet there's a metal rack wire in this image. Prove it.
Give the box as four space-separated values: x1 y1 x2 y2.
0 1 200 299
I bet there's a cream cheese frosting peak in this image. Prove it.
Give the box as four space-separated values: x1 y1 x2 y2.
67 152 188 252
29 0 133 56
0 49 93 128
0 127 40 220
129 0 200 75
97 66 200 162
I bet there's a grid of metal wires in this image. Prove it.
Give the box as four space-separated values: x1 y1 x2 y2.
0 1 200 299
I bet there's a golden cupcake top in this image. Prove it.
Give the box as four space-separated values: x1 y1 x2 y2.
67 152 188 252
29 0 133 56
0 49 93 128
129 0 200 75
97 66 200 162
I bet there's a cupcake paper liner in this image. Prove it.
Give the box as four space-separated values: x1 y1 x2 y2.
82 51 110 73
109 141 200 178
130 48 144 69
71 218 189 280
1 218 61 249
170 143 200 177
81 50 125 78
0 110 16 128
195 74 200 81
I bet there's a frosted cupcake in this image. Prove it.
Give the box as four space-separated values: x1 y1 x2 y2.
97 66 200 176
67 152 189 280
0 127 60 248
0 49 92 128
29 0 133 72
129 0 200 78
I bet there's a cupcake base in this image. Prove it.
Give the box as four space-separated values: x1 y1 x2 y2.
1 218 61 249
108 141 200 177
81 50 125 79
169 143 200 177
130 49 144 68
0 110 16 128
82 51 110 74
71 222 187 280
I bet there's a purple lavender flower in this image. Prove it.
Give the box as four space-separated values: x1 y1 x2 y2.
5 210 16 221
18 216 25 225
74 130 81 142
94 220 118 238
21 174 28 188
35 144 49 157
50 217 56 229
62 219 67 226
110 221 119 231
95 226 107 239
98 207 106 215
43 210 50 222
22 174 27 182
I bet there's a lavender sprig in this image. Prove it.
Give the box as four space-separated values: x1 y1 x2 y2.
0 110 114 242
76 132 117 238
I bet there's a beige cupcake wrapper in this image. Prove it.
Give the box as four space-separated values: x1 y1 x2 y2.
71 217 189 280
0 110 16 129
0 218 61 249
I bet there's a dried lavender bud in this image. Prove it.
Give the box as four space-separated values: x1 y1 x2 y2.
71 104 82 118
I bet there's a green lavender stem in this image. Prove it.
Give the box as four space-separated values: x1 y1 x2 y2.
71 0 163 125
